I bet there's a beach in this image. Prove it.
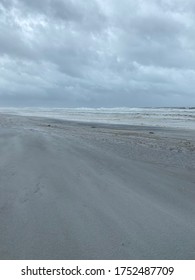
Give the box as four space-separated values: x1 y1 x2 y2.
0 113 195 259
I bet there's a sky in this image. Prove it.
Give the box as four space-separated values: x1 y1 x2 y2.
0 0 195 107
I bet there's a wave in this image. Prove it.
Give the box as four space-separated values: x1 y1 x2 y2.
0 107 195 129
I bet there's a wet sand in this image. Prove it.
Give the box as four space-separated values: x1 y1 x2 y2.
0 114 195 259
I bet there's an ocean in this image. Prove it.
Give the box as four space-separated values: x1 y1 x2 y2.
0 107 195 129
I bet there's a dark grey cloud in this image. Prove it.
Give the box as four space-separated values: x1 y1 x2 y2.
0 0 195 107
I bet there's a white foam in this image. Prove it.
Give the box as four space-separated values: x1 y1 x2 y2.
1 107 195 129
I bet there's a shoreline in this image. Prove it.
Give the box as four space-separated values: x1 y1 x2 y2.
0 106 195 130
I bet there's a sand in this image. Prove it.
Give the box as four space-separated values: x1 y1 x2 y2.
0 114 195 260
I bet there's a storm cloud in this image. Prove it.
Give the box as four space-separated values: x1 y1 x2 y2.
0 0 195 107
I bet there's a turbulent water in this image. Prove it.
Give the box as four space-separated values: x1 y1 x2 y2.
1 107 195 129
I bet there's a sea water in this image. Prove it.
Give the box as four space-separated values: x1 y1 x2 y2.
0 107 195 129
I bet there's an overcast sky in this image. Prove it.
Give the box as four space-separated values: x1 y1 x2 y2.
0 0 195 107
